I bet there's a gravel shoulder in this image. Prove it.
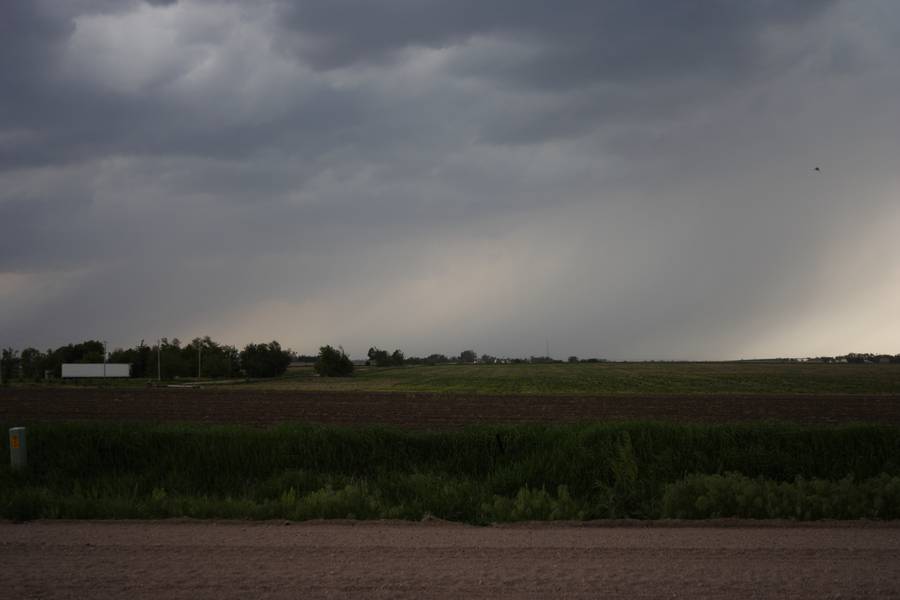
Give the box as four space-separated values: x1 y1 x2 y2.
2 520 899 599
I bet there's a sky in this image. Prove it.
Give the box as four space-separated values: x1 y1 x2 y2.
1 0 899 360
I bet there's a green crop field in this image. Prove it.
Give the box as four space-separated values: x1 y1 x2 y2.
16 362 900 395
243 362 900 395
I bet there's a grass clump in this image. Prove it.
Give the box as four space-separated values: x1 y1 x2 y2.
483 485 585 521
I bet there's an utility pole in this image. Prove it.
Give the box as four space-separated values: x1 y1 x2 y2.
157 339 162 382
198 340 202 379
103 340 107 378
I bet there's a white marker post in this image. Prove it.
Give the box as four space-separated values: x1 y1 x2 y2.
9 427 26 471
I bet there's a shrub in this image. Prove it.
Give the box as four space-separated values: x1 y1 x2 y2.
484 485 585 521
661 472 900 520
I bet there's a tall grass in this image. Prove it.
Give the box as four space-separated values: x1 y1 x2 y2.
2 421 899 521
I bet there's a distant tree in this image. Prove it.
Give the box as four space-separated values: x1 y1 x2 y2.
390 349 404 366
843 353 869 364
568 356 579 364
367 346 405 367
240 341 292 378
107 340 155 378
315 345 354 377
121 340 150 378
459 349 477 363
70 340 105 364
367 346 390 367
206 345 240 378
1 348 19 382
135 340 153 377
189 337 240 378
148 338 192 379
19 347 47 380
530 355 555 364
425 353 449 365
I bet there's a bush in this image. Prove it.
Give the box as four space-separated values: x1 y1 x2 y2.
661 472 900 520
315 345 354 377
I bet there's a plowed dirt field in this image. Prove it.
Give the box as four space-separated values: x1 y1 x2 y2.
3 388 899 426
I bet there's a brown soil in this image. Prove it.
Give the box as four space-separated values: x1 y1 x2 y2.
2 388 900 427
2 520 899 599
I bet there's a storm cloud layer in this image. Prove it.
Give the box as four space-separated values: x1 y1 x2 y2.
1 0 898 358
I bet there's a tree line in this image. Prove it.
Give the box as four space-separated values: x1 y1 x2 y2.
818 353 900 364
376 349 605 365
0 338 294 381
1 338 621 382
24 339 893 382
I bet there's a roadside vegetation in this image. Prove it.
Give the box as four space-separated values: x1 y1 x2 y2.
2 421 899 522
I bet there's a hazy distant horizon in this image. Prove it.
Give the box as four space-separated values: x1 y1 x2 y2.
2 1 899 360
4 333 893 365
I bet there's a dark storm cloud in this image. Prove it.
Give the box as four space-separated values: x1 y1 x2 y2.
279 1 832 78
0 3 373 170
0 2 70 94
1 0 898 358
277 0 837 148
0 0 835 170
0 186 95 270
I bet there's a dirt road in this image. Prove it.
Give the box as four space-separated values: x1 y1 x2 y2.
4 387 900 426
2 521 899 599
